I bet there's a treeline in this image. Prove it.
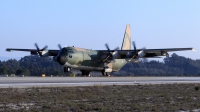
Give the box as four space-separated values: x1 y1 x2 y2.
0 53 200 76
0 56 66 76
115 53 200 76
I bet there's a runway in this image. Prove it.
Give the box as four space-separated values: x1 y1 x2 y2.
0 77 200 88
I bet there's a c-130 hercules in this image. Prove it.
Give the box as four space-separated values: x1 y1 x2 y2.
6 24 195 76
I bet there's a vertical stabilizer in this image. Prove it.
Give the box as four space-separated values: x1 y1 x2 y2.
121 24 131 50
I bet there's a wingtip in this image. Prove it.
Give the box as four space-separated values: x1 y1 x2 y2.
192 48 196 51
5 49 11 52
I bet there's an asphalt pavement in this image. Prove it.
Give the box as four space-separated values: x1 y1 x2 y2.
0 77 199 88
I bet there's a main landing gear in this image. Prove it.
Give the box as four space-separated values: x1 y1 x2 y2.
101 71 110 77
81 70 91 77
64 67 71 73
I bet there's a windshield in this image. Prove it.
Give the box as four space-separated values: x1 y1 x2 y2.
58 48 68 56
68 49 73 53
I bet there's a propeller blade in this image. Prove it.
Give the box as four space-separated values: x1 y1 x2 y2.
105 43 110 52
132 41 137 53
34 43 39 51
58 44 62 50
41 45 48 51
34 43 41 56
114 47 119 51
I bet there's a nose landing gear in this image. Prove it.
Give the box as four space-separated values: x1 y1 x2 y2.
101 71 110 77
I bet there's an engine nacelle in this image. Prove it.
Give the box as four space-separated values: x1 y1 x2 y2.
138 50 146 57
41 50 49 57
112 51 118 59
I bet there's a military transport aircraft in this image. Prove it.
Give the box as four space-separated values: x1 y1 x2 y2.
6 24 195 76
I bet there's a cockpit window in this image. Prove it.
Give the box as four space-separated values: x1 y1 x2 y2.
68 49 73 53
59 48 68 55
64 49 68 54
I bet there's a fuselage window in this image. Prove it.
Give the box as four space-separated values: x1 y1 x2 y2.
68 49 73 58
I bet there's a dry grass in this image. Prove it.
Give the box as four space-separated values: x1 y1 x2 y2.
0 84 200 111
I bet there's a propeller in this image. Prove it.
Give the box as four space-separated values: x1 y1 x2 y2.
104 43 119 62
34 43 48 57
126 41 146 59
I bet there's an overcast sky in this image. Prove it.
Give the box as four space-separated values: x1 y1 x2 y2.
0 0 199 60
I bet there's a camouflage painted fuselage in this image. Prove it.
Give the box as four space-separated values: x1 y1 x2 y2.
58 46 127 72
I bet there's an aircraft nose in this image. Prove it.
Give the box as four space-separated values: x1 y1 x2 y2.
57 55 67 65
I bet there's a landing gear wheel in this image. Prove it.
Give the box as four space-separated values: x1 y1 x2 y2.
64 67 71 73
87 73 91 77
81 70 91 77
67 67 71 72
101 71 110 77
102 72 106 76
105 72 110 77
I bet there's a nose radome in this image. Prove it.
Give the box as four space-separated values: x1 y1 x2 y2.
57 55 67 65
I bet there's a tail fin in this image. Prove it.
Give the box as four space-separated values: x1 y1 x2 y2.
121 24 131 50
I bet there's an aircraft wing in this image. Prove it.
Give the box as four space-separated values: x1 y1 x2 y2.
6 48 59 56
100 47 195 59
